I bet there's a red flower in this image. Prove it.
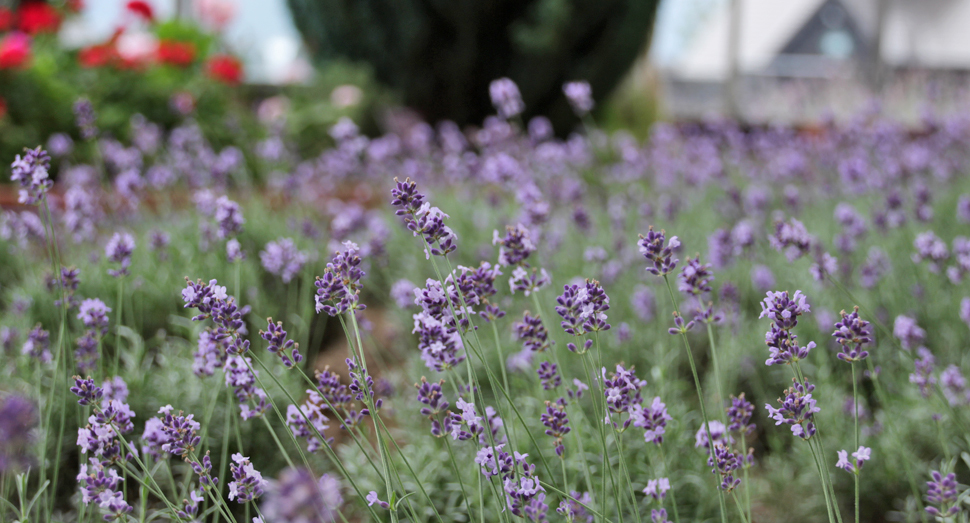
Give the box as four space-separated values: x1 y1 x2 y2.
156 40 195 67
125 1 154 22
0 8 14 32
17 2 62 35
0 97 7 120
0 33 32 69
78 44 117 68
205 54 243 85
66 0 85 13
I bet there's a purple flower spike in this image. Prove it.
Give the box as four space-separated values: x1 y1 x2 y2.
925 471 961 517
726 394 755 436
537 362 561 390
261 468 342 523
515 312 552 353
494 224 536 267
0 395 37 473
541 398 570 457
10 146 52 205
668 312 695 335
510 266 551 296
157 406 202 457
260 318 302 368
416 377 452 437
557 491 593 523
22 324 52 363
768 218 812 261
71 376 104 407
555 280 611 336
563 81 594 116
228 453 266 503
760 290 816 366
639 227 680 276
190 451 218 487
910 347 936 398
390 177 458 258
77 299 111 335
105 233 135 278
315 241 366 316
833 307 871 362
893 315 925 351
260 238 307 284
74 98 98 140
631 396 672 445
765 378 819 440
489 78 525 119
603 364 646 429
214 196 244 239
708 443 743 491
678 256 714 297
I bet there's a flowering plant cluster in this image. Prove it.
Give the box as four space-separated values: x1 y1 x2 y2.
7 75 970 523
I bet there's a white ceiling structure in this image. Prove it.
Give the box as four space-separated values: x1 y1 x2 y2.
666 0 970 82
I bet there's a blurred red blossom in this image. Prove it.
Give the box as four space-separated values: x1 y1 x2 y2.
205 54 243 85
125 1 154 22
157 39 196 67
17 2 61 35
0 33 31 69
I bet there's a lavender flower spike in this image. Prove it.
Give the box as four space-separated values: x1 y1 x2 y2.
639 227 680 276
260 318 303 368
105 233 136 278
10 147 52 205
315 241 366 316
832 307 871 362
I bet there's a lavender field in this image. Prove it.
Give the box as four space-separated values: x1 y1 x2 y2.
2 81 970 523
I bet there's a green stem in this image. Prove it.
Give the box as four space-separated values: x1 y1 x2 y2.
662 275 728 523
706 323 726 419
114 277 125 376
851 363 860 523
346 312 398 523
659 444 681 523
259 413 296 468
740 432 752 523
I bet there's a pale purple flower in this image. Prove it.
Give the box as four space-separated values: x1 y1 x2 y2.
215 196 245 239
490 78 525 119
493 224 537 267
227 238 245 263
366 491 390 509
105 232 135 278
10 147 52 205
390 279 417 309
77 299 111 334
630 285 656 322
261 238 307 284
74 98 98 140
769 218 812 261
642 478 670 501
893 315 925 350
261 468 343 523
509 266 551 296
750 265 775 292
836 446 871 474
0 395 37 473
563 81 594 116
913 231 949 272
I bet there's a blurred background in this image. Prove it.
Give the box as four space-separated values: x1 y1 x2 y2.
1 0 967 160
